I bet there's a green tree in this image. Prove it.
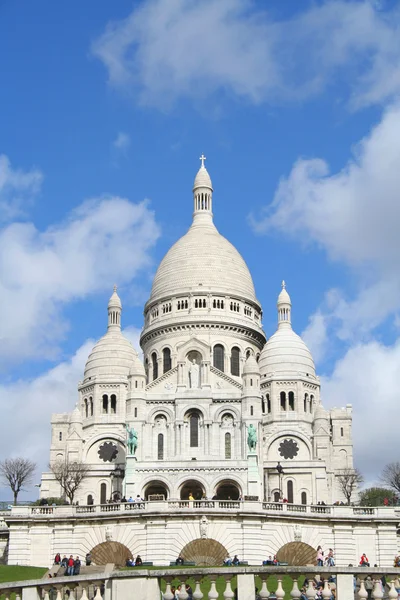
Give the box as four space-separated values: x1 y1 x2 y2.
359 487 396 506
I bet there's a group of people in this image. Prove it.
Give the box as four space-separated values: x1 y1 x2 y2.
169 584 193 599
316 546 335 567
298 577 336 600
54 553 88 575
125 555 143 567
223 555 240 566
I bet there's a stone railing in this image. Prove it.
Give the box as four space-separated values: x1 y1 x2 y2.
8 501 400 521
1 566 400 600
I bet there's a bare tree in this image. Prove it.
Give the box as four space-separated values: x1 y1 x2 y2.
0 458 36 505
336 468 364 505
50 459 90 504
381 462 400 495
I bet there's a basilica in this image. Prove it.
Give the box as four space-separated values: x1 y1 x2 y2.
40 159 354 507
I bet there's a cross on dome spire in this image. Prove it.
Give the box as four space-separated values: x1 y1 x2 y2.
282 280 286 289
199 153 206 168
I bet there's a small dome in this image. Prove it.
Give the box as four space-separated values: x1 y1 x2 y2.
259 328 316 378
108 286 122 309
129 355 146 378
70 404 82 424
84 330 138 380
193 163 212 190
242 354 260 375
314 405 328 420
278 281 291 305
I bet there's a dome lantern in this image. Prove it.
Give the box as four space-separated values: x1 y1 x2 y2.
108 285 122 331
277 280 291 329
193 154 213 222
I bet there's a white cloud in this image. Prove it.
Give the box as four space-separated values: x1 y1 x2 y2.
92 0 400 109
0 195 160 365
321 338 400 483
112 131 131 152
252 103 400 342
0 154 43 221
302 311 329 365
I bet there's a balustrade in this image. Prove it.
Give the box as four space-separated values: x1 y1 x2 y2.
2 568 400 600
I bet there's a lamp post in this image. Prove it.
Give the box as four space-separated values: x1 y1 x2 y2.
110 466 125 502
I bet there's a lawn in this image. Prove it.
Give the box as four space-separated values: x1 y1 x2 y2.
0 565 47 584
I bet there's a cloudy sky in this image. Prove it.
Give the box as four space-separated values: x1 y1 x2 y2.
1 0 400 500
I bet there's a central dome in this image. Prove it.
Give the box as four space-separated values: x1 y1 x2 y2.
149 219 257 303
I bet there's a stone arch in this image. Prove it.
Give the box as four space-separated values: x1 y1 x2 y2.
143 480 170 500
179 478 206 500
276 542 317 566
147 405 175 423
265 430 312 460
180 538 228 566
214 405 241 422
91 541 132 567
214 479 242 500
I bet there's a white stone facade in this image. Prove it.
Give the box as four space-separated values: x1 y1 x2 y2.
40 160 354 508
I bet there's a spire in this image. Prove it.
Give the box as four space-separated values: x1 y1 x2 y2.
107 285 122 331
277 280 292 329
193 154 213 223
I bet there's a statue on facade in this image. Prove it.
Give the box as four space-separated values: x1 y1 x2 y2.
189 359 200 389
126 424 138 455
200 515 209 539
247 424 257 451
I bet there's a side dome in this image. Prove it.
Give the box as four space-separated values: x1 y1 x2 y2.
242 354 260 375
259 282 316 378
84 331 138 381
129 355 146 378
83 287 138 381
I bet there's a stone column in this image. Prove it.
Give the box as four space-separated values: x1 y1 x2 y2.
177 361 186 389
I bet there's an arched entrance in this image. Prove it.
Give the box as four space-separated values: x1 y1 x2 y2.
144 481 169 500
91 541 132 567
180 479 205 500
215 480 241 500
180 538 228 566
276 542 317 566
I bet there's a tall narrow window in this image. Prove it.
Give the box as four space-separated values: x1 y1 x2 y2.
261 398 266 413
288 391 295 411
340 427 344 437
301 492 307 505
90 397 93 416
280 391 286 411
158 433 164 460
102 394 108 414
267 394 271 413
84 399 88 418
310 395 314 413
59 432 62 441
213 344 225 372
304 394 308 413
250 405 254 416
287 480 294 504
145 358 149 384
134 407 138 418
163 348 172 374
190 413 199 447
152 352 158 380
230 346 240 376
100 483 107 504
225 432 232 459
110 394 117 414
274 491 280 502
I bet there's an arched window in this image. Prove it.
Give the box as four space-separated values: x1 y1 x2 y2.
213 344 225 372
59 432 62 441
310 395 314 413
90 397 93 416
145 358 149 383
288 391 295 411
158 433 164 460
100 483 107 505
261 397 265 413
152 352 158 380
163 348 172 373
280 391 286 411
250 405 254 416
301 492 307 505
274 491 280 502
304 393 308 413
87 494 93 506
230 347 240 376
110 394 117 414
225 432 231 459
287 480 294 504
84 399 88 418
267 394 271 413
102 394 108 414
190 413 199 447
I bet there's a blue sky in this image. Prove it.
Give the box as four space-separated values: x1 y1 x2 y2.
1 0 400 499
